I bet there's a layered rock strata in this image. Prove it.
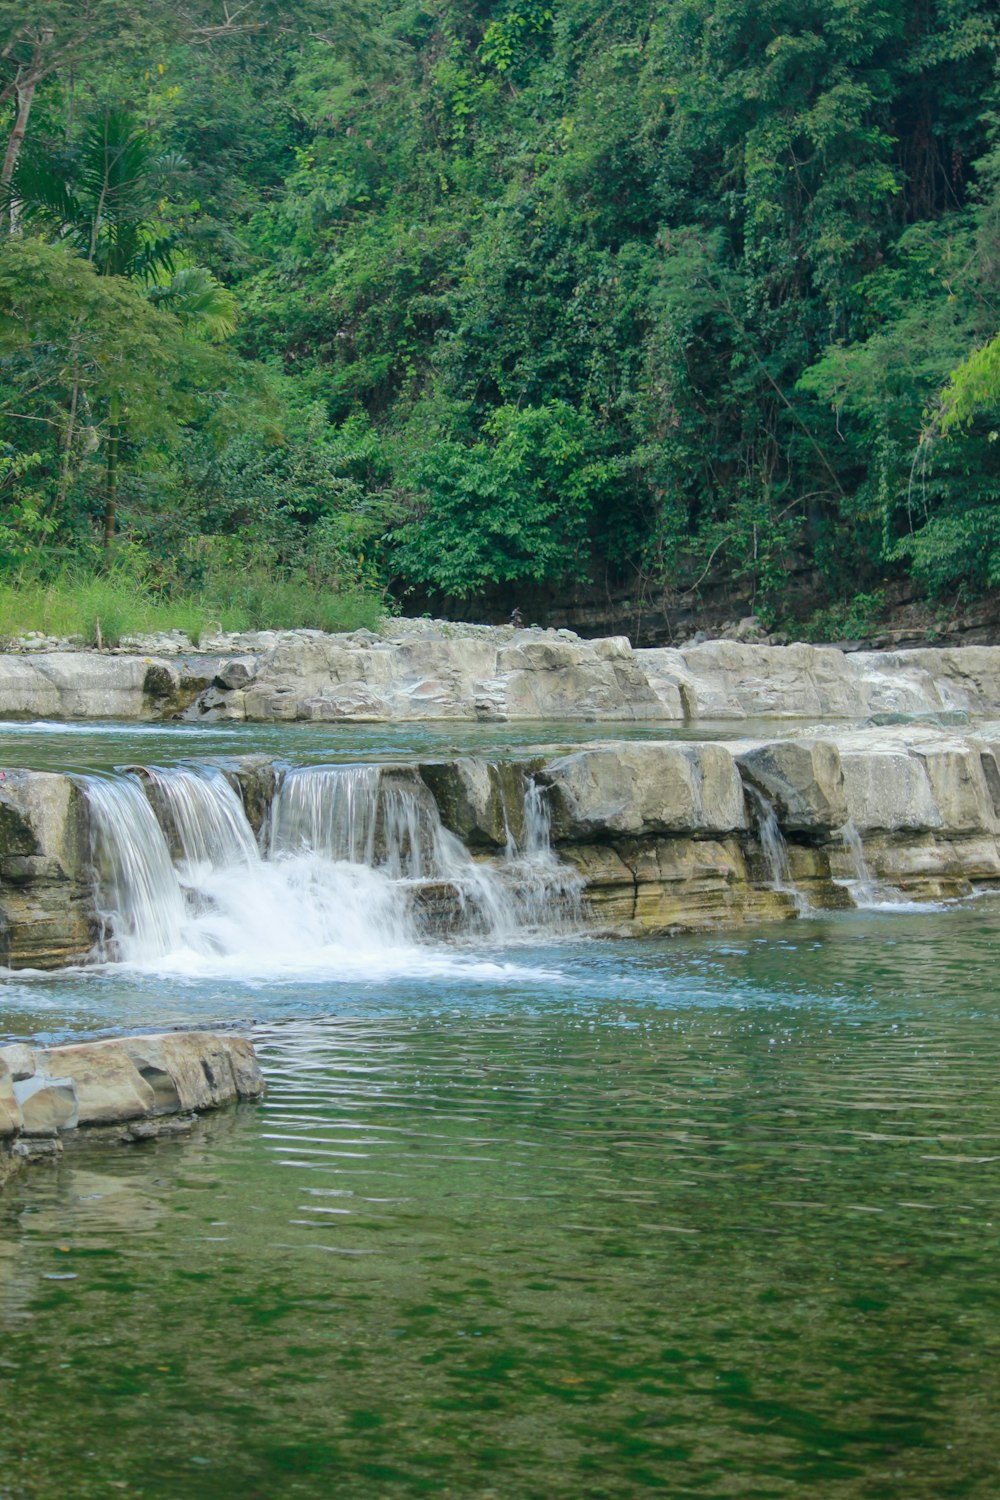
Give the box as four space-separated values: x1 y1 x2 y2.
6 625 1000 723
3 728 998 967
0 1031 264 1179
0 653 208 720
0 770 94 967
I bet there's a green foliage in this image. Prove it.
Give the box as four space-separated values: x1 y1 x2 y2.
390 401 623 597
940 333 1000 434
802 590 888 642
2 0 1000 625
0 563 384 646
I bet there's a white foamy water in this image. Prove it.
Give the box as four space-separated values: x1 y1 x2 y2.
79 763 579 981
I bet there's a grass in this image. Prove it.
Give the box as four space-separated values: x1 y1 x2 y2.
0 569 386 648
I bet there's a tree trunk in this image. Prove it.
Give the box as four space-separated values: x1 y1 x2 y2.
103 391 120 552
57 316 86 511
57 377 81 510
1 30 53 232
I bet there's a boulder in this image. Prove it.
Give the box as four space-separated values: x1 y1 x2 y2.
840 745 940 833
35 1042 155 1125
736 739 849 834
632 648 693 720
0 652 183 719
833 729 996 835
0 770 95 968
0 1043 36 1081
214 655 258 691
539 742 746 840
419 758 534 849
13 1075 79 1134
119 1032 264 1112
913 740 997 835
0 1058 22 1137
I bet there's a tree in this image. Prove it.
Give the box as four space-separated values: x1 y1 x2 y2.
4 108 236 547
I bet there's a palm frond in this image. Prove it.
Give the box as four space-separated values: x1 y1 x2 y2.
2 149 85 240
149 267 239 340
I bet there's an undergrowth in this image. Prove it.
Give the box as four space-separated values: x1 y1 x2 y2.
0 569 385 648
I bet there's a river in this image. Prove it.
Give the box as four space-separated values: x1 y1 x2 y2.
1 720 998 1498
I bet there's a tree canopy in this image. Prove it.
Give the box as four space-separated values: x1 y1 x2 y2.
1 0 999 631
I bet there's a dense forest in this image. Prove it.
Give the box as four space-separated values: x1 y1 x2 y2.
1 0 999 640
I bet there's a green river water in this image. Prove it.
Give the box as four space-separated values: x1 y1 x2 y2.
1 722 998 1498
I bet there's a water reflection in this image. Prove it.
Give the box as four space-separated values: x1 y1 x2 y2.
2 910 1000 1496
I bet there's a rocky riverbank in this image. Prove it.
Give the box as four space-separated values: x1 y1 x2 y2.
0 1031 265 1186
4 621 1000 723
3 725 1000 968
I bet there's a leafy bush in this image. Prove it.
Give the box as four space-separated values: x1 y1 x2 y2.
802 591 887 643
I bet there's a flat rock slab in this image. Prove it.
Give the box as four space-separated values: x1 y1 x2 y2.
7 627 1000 723
0 1031 264 1156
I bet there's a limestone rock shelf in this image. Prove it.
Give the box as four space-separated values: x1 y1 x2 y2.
0 1031 265 1183
3 726 1000 967
5 624 1000 723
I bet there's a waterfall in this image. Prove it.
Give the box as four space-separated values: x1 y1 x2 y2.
839 819 879 906
145 767 260 876
83 775 187 962
79 760 580 973
744 784 809 914
502 777 583 929
269 764 580 939
837 819 914 909
268 765 440 879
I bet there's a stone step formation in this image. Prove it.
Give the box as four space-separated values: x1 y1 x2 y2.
2 726 1000 970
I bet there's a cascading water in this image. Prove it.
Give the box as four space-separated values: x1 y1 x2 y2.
268 764 580 938
837 819 917 909
144 766 260 875
839 819 879 906
268 765 439 879
502 777 583 929
80 760 580 976
83 775 187 962
744 783 809 914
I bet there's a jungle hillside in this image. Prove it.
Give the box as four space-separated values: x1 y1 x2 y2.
2 0 1000 643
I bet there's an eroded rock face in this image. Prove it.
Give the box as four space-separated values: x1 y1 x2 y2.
223 756 279 838
828 729 998 834
417 758 543 849
0 770 94 968
13 1074 79 1134
0 1057 21 1137
0 653 188 719
7 628 1000 724
5 723 1000 967
539 742 746 840
194 633 1000 725
119 1033 262 1112
736 740 848 835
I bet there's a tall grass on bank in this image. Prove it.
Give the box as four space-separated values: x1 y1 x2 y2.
0 569 385 648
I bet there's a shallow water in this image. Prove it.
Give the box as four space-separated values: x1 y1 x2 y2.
3 903 1000 1497
0 713 837 773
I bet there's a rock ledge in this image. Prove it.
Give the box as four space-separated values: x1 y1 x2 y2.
0 1031 264 1177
